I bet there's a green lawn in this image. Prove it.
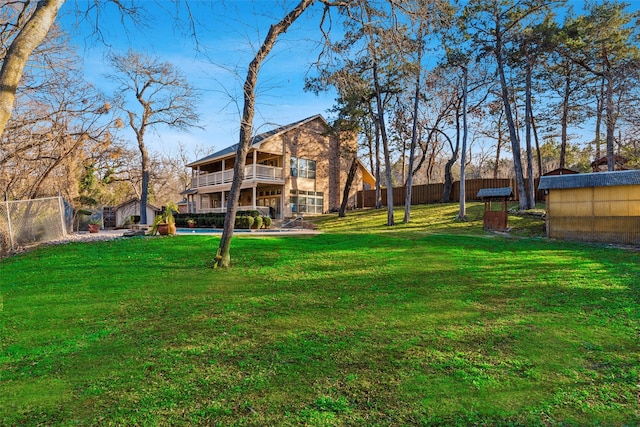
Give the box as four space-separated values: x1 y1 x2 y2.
1 203 638 426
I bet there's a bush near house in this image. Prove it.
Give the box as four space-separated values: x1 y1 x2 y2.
234 215 254 229
174 211 261 229
252 216 263 229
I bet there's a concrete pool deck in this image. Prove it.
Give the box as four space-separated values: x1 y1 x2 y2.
68 227 321 241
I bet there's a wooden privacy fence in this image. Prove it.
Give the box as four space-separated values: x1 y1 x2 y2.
357 178 545 208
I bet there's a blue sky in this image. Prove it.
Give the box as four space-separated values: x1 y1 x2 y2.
57 1 338 159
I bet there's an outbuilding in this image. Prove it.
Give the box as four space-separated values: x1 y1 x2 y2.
538 170 640 245
110 198 161 228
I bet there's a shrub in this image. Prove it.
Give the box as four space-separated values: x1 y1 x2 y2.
252 216 263 229
262 216 272 228
235 216 254 229
236 210 260 218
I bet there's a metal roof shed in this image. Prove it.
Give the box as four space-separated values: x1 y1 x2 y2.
538 170 640 245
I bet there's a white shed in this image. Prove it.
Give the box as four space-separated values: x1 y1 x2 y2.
113 198 161 227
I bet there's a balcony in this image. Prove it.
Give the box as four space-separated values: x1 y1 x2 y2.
192 164 283 188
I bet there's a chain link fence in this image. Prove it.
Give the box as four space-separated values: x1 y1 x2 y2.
0 196 67 256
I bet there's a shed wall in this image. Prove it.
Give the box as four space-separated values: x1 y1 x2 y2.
546 185 640 245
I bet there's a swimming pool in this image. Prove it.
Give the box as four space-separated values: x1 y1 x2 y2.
175 228 306 234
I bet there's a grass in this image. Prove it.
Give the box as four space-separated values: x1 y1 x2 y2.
1 203 638 426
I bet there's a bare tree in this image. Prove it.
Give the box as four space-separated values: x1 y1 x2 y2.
108 49 200 224
396 0 454 223
0 0 65 138
214 0 319 268
0 0 144 139
1 22 118 202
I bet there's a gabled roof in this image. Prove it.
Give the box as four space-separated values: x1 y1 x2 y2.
187 115 329 167
543 167 579 176
477 187 513 198
357 159 376 187
538 170 640 190
113 198 161 212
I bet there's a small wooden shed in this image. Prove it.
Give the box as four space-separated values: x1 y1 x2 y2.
477 187 513 231
112 198 161 228
538 170 640 245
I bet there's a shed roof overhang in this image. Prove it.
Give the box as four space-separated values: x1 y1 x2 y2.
538 170 640 191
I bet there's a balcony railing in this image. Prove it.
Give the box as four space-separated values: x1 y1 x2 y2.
192 164 283 188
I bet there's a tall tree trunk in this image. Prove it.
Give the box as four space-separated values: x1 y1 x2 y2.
458 66 468 220
372 62 394 226
338 156 358 217
140 148 150 224
531 112 542 178
441 121 459 203
215 0 315 268
559 67 571 169
374 115 382 209
494 116 503 179
400 142 406 186
495 26 528 210
604 72 615 171
129 108 150 225
367 124 375 181
525 60 535 209
0 0 65 138
594 76 605 160
363 3 393 225
404 35 423 223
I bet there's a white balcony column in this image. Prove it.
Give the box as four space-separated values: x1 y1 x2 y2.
252 150 257 179
221 190 225 210
252 186 257 211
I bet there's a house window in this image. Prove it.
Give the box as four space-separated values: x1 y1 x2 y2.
200 194 211 209
290 157 316 179
290 190 324 214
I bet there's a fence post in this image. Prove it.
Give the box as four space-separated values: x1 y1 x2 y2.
5 193 14 252
58 196 67 237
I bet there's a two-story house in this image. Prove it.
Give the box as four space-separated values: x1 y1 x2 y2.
183 115 375 219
